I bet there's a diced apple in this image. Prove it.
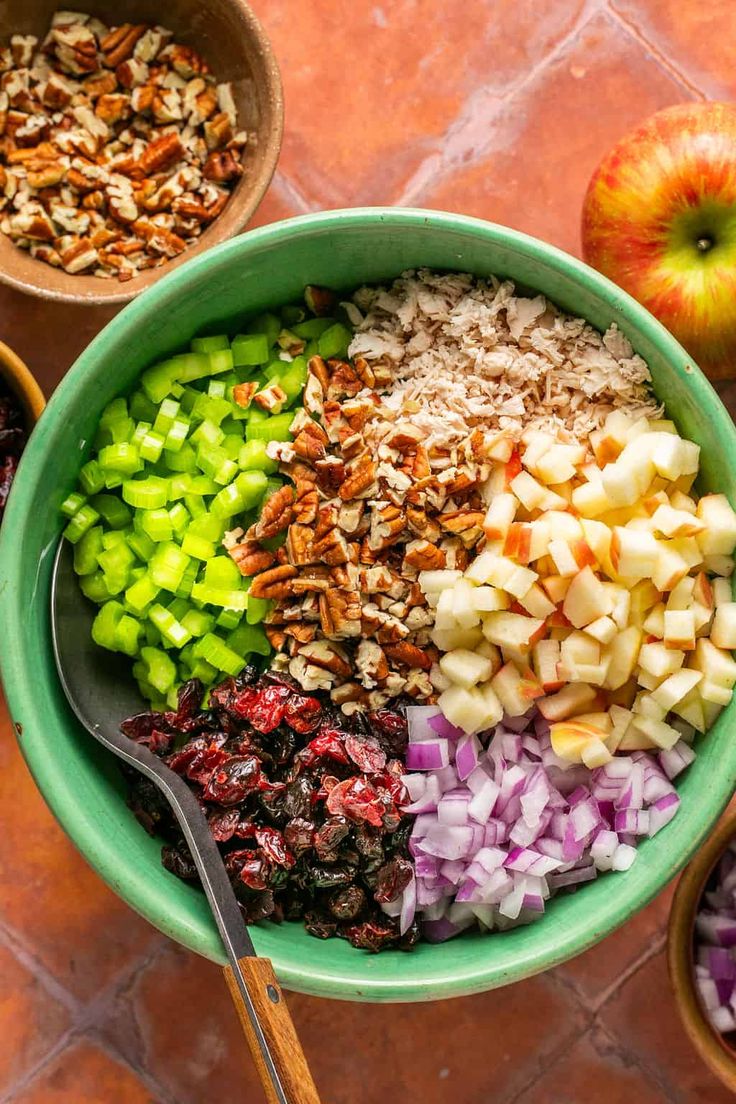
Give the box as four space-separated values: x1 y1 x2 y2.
538 682 597 721
503 522 532 563
562 566 612 628
434 588 458 629
541 574 572 603
632 691 667 720
700 679 733 706
664 609 696 650
638 670 664 691
639 641 684 679
608 585 631 630
692 638 736 688
713 578 733 606
532 639 564 691
581 737 614 768
666 576 694 610
602 457 653 507
550 720 609 762
429 662 452 692
629 579 661 618
431 626 484 652
651 668 702 711
475 640 503 676
510 470 566 512
603 626 642 689
470 586 510 613
439 648 494 689
629 715 681 750
572 480 612 517
697 494 736 555
617 725 656 751
573 711 614 734
668 537 703 570
438 685 503 735
651 543 689 592
650 503 705 538
642 490 669 517
481 465 507 502
482 612 545 651
672 688 706 731
452 578 482 629
589 429 623 467
692 571 714 609
490 662 544 716
670 489 697 514
703 554 735 577
610 527 659 578
503 564 540 600
584 615 617 644
608 679 638 709
648 433 699 481
487 432 515 463
580 519 612 564
549 539 583 577
418 569 463 605
703 700 726 728
517 583 556 619
482 494 518 541
642 603 666 638
711 602 736 649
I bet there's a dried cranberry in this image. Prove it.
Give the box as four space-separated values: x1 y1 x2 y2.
208 808 241 842
366 708 408 757
239 856 270 891
255 827 294 868
314 816 350 862
127 777 174 837
284 817 316 856
202 755 261 805
239 891 276 924
326 777 384 827
230 683 291 733
374 856 413 903
328 885 366 921
163 678 204 732
283 776 314 820
162 844 198 880
301 729 350 768
120 712 173 756
283 693 323 734
345 734 386 774
309 864 355 889
343 917 399 953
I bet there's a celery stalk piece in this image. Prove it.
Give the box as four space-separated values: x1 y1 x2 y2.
246 312 280 347
191 334 229 353
203 556 241 589
98 442 141 475
140 508 173 542
79 460 105 495
129 390 159 423
124 574 160 615
318 322 353 359
139 646 177 693
234 469 268 509
73 525 103 576
91 600 124 650
80 571 112 604
189 585 249 610
127 530 156 561
61 491 88 518
193 633 245 676
231 333 270 367
237 439 279 473
150 542 192 593
122 476 169 510
115 614 143 656
181 532 216 560
216 606 242 630
293 317 335 340
228 622 270 657
63 504 101 544
152 398 180 435
245 413 294 442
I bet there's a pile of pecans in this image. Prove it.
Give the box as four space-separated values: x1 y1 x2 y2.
0 13 248 281
223 308 506 714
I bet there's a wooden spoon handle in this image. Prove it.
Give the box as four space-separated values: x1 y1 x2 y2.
223 957 321 1104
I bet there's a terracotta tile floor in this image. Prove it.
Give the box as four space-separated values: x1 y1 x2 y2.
1 0 735 1100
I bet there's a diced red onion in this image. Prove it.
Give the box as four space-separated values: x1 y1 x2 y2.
427 712 465 740
405 705 442 742
406 739 450 772
659 740 696 781
455 733 481 781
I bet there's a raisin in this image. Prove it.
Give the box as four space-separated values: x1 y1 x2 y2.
255 826 294 868
304 912 338 940
282 776 314 819
284 817 316 856
162 843 198 880
343 917 400 953
345 734 386 774
314 816 350 862
208 808 240 842
328 885 366 921
366 708 408 758
374 856 413 903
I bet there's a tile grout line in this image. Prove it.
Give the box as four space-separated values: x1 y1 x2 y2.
86 1033 180 1104
396 0 605 207
0 919 80 1015
605 1 709 99
591 930 667 1014
502 1014 596 1104
593 1019 685 1104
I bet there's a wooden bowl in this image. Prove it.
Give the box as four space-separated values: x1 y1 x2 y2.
0 341 45 428
668 805 736 1092
0 0 283 306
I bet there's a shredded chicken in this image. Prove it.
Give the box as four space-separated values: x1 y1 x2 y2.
348 270 661 449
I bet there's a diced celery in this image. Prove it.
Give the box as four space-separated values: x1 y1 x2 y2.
139 646 177 693
204 556 241 588
174 559 199 598
141 508 173 542
210 482 245 519
131 421 152 448
103 471 124 490
184 494 207 519
148 603 192 648
98 541 135 594
73 526 103 576
238 439 278 473
165 351 212 384
166 443 198 472
168 473 193 500
63 504 101 544
164 418 190 453
191 417 225 448
127 529 156 561
208 379 227 398
293 317 335 340
181 608 214 638
139 429 166 463
184 474 219 496
192 334 229 353
115 614 143 656
209 348 234 376
246 596 272 625
141 362 177 404
216 606 242 630
189 586 248 610
245 413 293 442
129 390 159 423
193 633 245 676
169 502 190 539
188 512 227 541
125 574 160 615
150 542 192 592
98 442 141 476
281 304 305 327
318 322 353 359
278 357 308 405
122 476 169 509
232 333 270 367
91 496 132 529
246 312 280 347
182 532 216 560
79 460 105 495
227 622 270 657
234 469 268 509
79 571 111 604
91 600 124 651
152 397 180 435
61 491 87 518
101 530 127 550
189 657 218 683
221 434 242 461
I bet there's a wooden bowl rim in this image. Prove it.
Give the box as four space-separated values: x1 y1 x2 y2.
668 806 736 1090
0 341 46 427
0 0 283 306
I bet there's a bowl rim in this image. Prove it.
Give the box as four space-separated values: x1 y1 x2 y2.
0 0 284 306
668 806 736 1090
4 206 736 1001
0 340 46 425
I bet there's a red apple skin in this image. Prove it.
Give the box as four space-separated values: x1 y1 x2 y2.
582 103 736 380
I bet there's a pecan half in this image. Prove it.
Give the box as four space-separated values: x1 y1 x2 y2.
319 588 362 638
293 421 328 462
137 131 184 175
249 564 297 600
298 640 352 678
227 540 275 577
101 24 146 68
247 485 294 542
383 641 432 671
339 453 377 500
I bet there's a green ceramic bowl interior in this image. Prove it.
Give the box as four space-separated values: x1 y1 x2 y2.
3 209 736 1003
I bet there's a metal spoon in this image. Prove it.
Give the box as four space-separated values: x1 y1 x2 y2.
50 539 321 1104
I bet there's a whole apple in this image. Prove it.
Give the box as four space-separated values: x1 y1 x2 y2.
582 102 736 381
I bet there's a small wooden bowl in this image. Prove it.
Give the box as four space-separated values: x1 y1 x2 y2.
0 0 283 306
0 341 46 429
668 805 736 1092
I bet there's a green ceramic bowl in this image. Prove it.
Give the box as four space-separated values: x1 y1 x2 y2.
2 209 736 1003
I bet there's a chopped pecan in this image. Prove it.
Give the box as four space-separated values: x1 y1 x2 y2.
204 111 233 150
203 149 242 182
293 421 328 463
439 509 486 545
337 500 364 534
137 131 184 175
265 626 287 651
291 569 331 593
383 641 432 671
253 384 287 414
319 588 362 638
304 285 337 316
303 373 324 417
326 359 365 400
367 503 405 551
101 24 146 68
355 639 389 687
311 527 350 566
227 540 275 577
386 423 424 450
298 640 352 678
292 483 320 525
247 485 294 542
232 382 258 409
307 354 330 392
330 682 369 707
283 624 318 644
249 564 297 600
402 539 446 571
286 524 316 567
315 456 346 492
339 453 377 501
